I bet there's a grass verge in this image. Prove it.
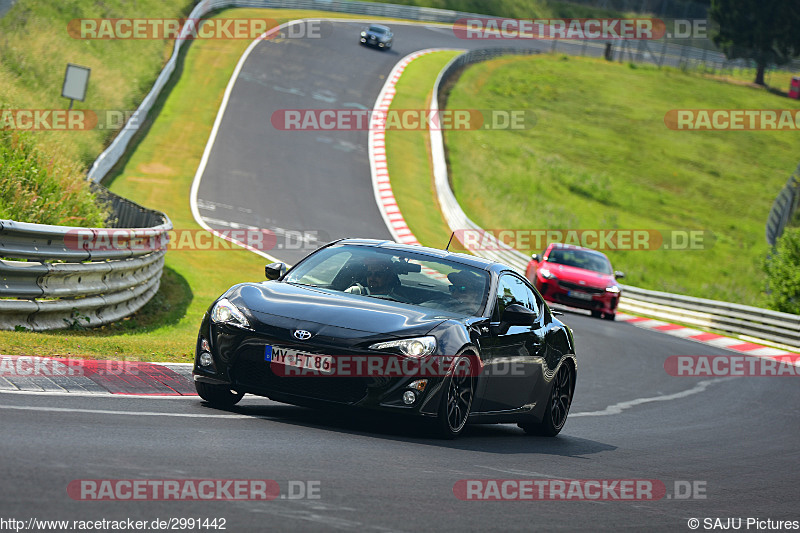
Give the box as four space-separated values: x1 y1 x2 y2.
2 7 796 359
0 9 394 361
385 51 461 248
0 0 196 170
0 0 196 225
442 54 800 305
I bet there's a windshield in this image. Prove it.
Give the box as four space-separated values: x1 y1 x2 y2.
284 244 490 316
368 25 388 34
546 248 612 274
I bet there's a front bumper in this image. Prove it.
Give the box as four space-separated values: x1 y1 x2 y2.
360 36 390 47
193 317 444 416
536 278 619 314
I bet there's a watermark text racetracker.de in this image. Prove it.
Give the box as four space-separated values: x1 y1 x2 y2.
665 109 800 131
452 17 708 40
268 353 528 378
453 479 707 500
67 479 321 501
0 356 139 378
1 109 140 131
63 228 324 253
67 18 329 40
271 109 535 131
665 355 800 377
453 228 712 252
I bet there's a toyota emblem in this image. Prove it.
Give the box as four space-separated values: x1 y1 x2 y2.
293 329 312 340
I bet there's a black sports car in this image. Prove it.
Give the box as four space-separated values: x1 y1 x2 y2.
359 24 393 50
193 239 577 438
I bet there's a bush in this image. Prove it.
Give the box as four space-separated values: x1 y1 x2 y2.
0 129 108 227
764 227 800 314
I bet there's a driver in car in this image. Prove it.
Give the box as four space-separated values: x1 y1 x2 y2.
345 257 409 302
447 270 484 314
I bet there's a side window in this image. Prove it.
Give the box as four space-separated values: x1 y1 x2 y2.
493 274 538 321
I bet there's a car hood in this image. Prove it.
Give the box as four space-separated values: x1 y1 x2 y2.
364 30 389 40
226 282 451 339
542 263 615 288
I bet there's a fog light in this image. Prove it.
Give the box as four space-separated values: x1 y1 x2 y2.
199 352 214 367
402 390 416 405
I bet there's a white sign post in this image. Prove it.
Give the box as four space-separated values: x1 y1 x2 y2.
62 64 90 109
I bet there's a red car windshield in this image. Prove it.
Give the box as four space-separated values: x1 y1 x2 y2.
546 249 612 275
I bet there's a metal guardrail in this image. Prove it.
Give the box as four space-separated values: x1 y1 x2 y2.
75 1 799 346
0 188 171 331
87 0 760 182
85 0 487 182
766 162 800 246
618 285 800 348
430 48 800 351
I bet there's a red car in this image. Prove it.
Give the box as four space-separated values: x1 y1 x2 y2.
525 243 624 320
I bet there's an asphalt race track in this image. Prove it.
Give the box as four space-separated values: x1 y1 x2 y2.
194 21 555 264
1 20 798 533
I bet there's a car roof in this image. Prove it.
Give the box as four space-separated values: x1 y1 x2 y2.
333 238 502 272
546 242 611 259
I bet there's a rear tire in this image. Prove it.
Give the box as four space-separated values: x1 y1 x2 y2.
433 355 475 439
519 363 574 437
590 310 602 318
195 381 244 408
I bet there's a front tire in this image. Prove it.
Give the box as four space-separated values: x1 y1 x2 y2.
434 355 475 439
519 363 574 437
195 381 244 408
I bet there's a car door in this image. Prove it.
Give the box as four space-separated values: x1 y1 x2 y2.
474 273 548 413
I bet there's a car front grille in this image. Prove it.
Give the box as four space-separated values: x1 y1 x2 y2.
231 345 369 404
552 293 604 308
557 280 605 294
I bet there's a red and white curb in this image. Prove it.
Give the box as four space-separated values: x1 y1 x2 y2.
616 312 800 363
369 49 461 247
368 49 467 285
368 51 800 363
0 356 196 395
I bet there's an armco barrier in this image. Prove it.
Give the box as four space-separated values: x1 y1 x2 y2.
766 162 800 246
76 2 798 347
0 188 171 331
86 0 485 182
617 285 800 348
86 0 753 182
429 48 800 350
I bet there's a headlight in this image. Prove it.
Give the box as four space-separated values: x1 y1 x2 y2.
360 31 366 36
539 268 557 280
210 298 249 327
369 336 436 358
605 285 621 294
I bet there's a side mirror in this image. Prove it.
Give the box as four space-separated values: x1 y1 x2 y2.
614 271 625 279
531 253 541 262
265 262 287 280
502 304 536 326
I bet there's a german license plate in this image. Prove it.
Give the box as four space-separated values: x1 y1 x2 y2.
567 290 593 301
265 345 333 373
